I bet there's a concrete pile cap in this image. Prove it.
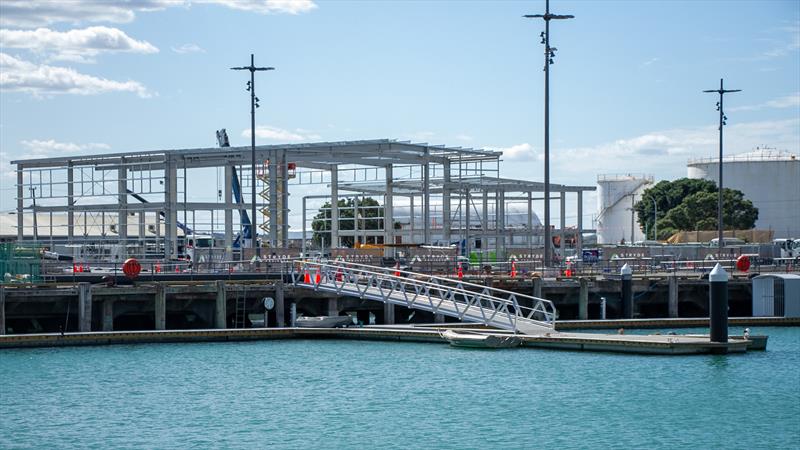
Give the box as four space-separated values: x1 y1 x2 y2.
709 263 729 282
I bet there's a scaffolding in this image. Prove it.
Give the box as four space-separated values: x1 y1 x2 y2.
11 139 594 262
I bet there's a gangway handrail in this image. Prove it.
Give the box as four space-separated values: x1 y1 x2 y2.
287 259 557 333
312 259 554 307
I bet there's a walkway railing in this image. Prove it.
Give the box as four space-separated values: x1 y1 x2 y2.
288 260 557 335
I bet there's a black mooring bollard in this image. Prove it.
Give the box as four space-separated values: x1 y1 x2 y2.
709 263 729 343
621 263 633 319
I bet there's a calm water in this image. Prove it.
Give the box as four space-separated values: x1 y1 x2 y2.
1 327 798 449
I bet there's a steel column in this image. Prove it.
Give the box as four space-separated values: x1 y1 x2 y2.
224 165 233 260
331 165 339 248
67 163 74 240
576 190 583 257
16 168 23 241
384 165 394 256
442 161 451 243
560 192 566 259
423 162 430 244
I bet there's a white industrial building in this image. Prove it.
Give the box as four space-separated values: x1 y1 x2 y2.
596 174 653 245
687 149 800 238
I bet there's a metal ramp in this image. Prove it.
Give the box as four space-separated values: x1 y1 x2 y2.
289 260 557 335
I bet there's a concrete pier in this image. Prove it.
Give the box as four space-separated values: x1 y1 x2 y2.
215 280 226 329
0 325 758 355
102 299 114 332
155 283 166 330
384 303 395 325
533 277 543 298
78 283 92 332
0 286 6 335
327 298 338 317
668 275 679 318
275 281 285 327
578 278 588 320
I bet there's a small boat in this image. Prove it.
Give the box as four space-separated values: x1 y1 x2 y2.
440 329 521 349
295 315 353 328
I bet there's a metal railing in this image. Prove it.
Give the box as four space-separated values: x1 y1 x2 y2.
289 259 557 335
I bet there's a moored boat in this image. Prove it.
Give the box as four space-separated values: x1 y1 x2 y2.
440 329 521 349
295 315 353 328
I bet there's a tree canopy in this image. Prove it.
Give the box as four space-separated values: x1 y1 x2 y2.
311 197 384 248
635 178 758 240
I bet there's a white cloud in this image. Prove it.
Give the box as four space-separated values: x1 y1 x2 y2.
20 139 110 157
197 0 318 15
0 0 179 28
0 52 153 98
408 131 436 141
493 143 539 161
242 126 319 142
762 22 800 58
640 57 659 67
0 27 158 63
502 118 800 186
0 0 316 28
729 92 800 112
171 43 205 54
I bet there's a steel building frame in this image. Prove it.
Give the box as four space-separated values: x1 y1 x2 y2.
12 139 594 261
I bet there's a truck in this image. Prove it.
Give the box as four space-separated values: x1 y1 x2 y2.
774 238 799 259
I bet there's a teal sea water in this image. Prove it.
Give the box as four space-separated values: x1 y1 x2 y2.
1 327 798 449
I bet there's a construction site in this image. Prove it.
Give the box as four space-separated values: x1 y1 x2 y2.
7 135 595 267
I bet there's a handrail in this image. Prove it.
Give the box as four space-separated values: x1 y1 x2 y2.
305 259 554 307
288 259 557 331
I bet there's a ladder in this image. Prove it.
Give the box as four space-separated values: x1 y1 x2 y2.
233 286 247 328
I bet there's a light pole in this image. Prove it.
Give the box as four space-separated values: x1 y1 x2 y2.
653 198 658 241
524 0 573 267
231 54 275 255
703 79 741 255
30 186 38 242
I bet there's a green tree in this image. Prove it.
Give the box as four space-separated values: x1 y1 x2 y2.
658 189 758 234
311 197 384 248
635 178 717 239
635 178 758 239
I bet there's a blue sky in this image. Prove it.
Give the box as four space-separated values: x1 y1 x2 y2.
1 0 798 228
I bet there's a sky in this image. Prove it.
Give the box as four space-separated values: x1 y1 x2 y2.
1 0 798 230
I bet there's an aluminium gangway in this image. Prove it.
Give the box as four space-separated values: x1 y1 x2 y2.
289 260 557 335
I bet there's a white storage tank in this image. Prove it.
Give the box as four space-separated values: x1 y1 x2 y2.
752 274 800 317
687 149 800 238
596 174 653 245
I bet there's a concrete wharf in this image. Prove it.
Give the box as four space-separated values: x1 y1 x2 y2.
0 271 762 335
0 325 760 355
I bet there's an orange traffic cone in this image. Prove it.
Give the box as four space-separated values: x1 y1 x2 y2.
457 263 464 280
304 271 311 283
510 260 517 278
394 261 401 277
314 270 321 284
